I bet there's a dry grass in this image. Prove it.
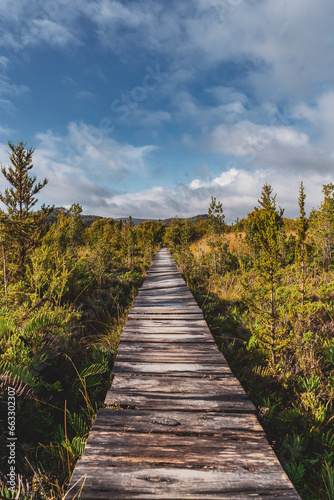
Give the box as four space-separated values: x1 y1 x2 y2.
190 232 248 257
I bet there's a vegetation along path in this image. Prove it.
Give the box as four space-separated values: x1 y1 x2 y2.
67 248 300 499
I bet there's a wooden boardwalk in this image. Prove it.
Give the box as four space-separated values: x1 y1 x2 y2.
67 248 300 499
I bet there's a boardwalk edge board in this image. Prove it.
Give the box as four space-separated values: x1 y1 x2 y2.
67 248 301 499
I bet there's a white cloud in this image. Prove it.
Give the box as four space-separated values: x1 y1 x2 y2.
209 121 309 157
21 19 78 49
10 122 157 210
99 166 327 221
76 90 97 100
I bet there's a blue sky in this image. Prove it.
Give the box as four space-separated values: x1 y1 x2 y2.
1 0 334 221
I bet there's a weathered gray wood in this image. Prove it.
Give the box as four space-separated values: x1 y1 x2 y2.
67 468 300 499
105 393 255 412
67 248 301 499
128 313 204 320
109 374 246 393
124 319 210 328
90 409 265 435
112 362 236 376
71 432 284 468
115 353 227 364
120 333 215 343
129 306 202 314
105 374 254 412
116 342 222 355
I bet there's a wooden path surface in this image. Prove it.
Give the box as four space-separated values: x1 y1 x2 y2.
67 248 300 499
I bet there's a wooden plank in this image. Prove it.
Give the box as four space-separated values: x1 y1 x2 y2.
129 306 202 314
140 282 188 291
132 299 199 307
67 468 300 499
128 313 204 320
136 288 194 297
115 352 227 364
70 432 284 468
122 323 212 332
105 392 254 412
90 409 265 435
112 362 233 376
119 333 215 343
124 319 210 328
116 342 222 355
105 376 255 412
109 374 245 393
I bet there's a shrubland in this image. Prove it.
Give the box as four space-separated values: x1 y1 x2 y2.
166 185 334 500
0 142 165 498
1 141 334 499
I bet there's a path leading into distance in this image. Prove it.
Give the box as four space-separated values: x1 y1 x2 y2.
67 248 300 499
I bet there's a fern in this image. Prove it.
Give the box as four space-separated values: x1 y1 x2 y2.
0 316 15 337
22 312 65 336
66 411 90 437
70 436 87 457
321 430 334 452
0 361 37 388
0 372 36 400
284 461 305 488
80 363 108 378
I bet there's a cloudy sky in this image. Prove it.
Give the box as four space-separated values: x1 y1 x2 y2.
0 0 334 221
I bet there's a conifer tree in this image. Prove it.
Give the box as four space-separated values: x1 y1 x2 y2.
245 183 284 366
295 182 308 304
207 196 225 273
309 183 334 269
0 141 53 276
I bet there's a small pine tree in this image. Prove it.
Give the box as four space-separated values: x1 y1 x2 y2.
295 182 308 304
207 196 225 273
0 141 53 276
245 183 285 367
309 183 334 270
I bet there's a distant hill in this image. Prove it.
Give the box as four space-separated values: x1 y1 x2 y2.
47 207 102 228
118 214 209 227
47 209 209 228
116 217 158 225
162 214 208 227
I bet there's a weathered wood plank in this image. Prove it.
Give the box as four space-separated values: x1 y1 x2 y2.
90 409 265 435
120 333 215 343
109 374 245 393
112 362 233 376
129 306 203 314
132 300 200 307
115 353 227 364
105 393 255 412
70 432 284 468
116 342 222 355
136 288 194 297
128 313 204 320
67 468 300 499
124 319 210 328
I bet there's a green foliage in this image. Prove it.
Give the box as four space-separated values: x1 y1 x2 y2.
0 141 53 277
244 184 285 366
207 196 226 273
309 183 334 269
0 189 159 495
172 181 334 499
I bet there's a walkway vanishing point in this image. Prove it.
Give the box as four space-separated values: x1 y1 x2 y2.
67 248 300 499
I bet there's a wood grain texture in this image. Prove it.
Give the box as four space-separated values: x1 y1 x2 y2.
67 248 301 499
